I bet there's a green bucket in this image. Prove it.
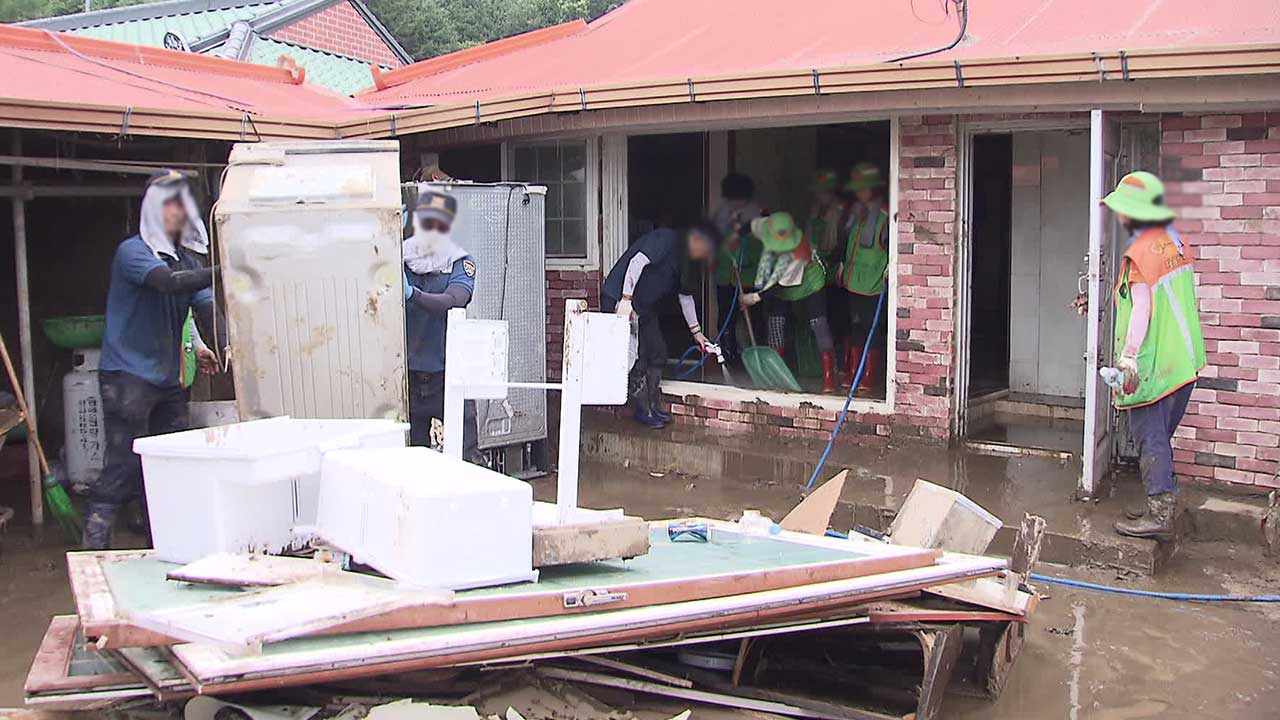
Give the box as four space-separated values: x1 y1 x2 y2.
42 315 106 349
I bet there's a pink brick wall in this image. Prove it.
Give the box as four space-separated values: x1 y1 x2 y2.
1161 111 1280 489
547 269 601 380
269 1 404 67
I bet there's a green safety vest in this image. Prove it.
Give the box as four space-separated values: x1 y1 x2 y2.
841 207 889 295
776 247 827 302
715 228 763 288
1112 229 1206 409
806 208 843 284
181 311 196 388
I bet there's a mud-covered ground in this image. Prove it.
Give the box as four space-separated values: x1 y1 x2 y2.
1 441 1278 718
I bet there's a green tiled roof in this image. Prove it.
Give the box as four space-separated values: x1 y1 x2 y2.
248 37 379 95
64 2 284 48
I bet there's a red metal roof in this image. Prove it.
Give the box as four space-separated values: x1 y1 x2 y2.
0 24 366 123
361 0 1280 105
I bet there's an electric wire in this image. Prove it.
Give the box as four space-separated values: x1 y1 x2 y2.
886 0 969 64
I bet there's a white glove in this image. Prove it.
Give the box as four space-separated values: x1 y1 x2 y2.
615 297 634 319
740 292 762 307
1117 352 1140 395
692 331 710 349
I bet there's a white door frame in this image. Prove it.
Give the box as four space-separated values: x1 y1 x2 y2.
952 117 1091 441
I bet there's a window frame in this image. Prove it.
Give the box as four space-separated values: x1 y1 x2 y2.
502 137 600 270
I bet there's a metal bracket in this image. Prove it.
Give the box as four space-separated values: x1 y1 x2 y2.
1094 53 1106 82
563 588 629 609
812 68 822 96
1119 51 1131 81
119 106 133 137
953 61 964 88
390 113 397 137
687 78 696 103
474 101 481 125
240 114 249 141
579 87 587 111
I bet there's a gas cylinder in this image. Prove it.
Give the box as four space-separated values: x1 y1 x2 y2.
63 348 105 487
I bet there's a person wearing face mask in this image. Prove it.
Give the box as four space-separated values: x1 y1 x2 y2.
837 163 890 392
402 190 482 463
1102 171 1205 541
85 169 222 550
711 173 763 365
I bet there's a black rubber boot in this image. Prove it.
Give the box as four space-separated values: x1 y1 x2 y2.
1124 503 1147 520
647 369 670 424
81 502 117 551
1114 493 1176 541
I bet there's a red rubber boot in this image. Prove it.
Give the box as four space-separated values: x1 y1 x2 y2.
842 345 864 388
821 351 837 393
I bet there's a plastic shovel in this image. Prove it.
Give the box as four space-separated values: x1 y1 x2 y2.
732 265 803 393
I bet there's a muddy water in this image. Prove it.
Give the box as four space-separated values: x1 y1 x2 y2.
2 442 1278 717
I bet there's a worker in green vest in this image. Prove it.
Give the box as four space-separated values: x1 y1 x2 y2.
1104 171 1206 541
806 169 846 284
712 173 763 364
739 212 837 392
837 163 890 392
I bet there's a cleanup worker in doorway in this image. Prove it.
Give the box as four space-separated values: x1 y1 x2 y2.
711 173 763 364
837 163 890 392
602 223 720 428
1103 171 1206 541
402 190 482 464
739 212 838 391
85 169 221 550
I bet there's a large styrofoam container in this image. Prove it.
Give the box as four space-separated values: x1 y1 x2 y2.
317 447 536 590
134 417 407 563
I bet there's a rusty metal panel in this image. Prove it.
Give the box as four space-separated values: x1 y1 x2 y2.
216 141 407 421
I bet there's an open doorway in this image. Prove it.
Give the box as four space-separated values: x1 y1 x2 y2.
963 128 1091 458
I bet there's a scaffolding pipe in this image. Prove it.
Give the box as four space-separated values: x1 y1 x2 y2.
10 130 42 528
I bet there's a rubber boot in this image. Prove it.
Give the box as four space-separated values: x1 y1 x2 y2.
1114 493 1176 541
631 370 666 429
821 351 837 393
81 502 117 551
1124 503 1147 520
648 369 671 423
842 345 864 388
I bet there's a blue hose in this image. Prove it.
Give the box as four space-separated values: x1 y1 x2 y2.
805 285 887 489
1028 573 1280 602
676 242 744 380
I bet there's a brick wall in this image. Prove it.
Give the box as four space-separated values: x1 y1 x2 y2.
1160 111 1280 489
547 269 601 380
269 1 404 67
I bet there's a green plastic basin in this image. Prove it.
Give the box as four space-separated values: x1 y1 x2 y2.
42 315 106 349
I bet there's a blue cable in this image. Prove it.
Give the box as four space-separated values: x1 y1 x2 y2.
1028 573 1280 602
805 284 887 489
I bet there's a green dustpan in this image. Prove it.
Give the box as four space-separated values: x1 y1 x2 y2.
732 265 803 393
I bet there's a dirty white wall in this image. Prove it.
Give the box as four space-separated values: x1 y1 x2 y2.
1009 130 1090 400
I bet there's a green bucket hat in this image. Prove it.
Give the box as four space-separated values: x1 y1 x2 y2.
813 169 838 193
751 211 804 253
1101 171 1176 222
844 162 884 192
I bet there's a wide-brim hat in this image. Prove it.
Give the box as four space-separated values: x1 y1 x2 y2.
1101 171 1176 222
751 212 803 253
844 162 885 192
813 169 838 193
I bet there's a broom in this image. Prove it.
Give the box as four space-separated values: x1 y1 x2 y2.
0 332 81 542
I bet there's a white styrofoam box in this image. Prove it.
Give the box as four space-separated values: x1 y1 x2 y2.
580 312 629 405
444 314 509 400
134 417 407 563
316 447 536 590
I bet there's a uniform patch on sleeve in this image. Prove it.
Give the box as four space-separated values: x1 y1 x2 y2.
462 259 477 277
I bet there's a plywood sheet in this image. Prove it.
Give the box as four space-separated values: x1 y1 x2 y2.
81 521 941 648
167 552 342 587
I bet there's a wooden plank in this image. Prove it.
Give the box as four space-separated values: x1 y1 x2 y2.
114 646 196 701
865 600 1023 625
532 517 650 566
780 471 847 536
76 521 944 648
912 624 964 720
171 557 1002 690
167 552 342 587
570 655 693 688
24 616 143 695
925 576 1037 617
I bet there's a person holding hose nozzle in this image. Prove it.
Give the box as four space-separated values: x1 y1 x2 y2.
85 170 223 550
738 212 837 392
602 223 720 428
402 190 483 464
1103 171 1206 541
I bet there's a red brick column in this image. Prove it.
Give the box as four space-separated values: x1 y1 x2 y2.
1160 111 1280 489
894 115 958 442
546 269 601 379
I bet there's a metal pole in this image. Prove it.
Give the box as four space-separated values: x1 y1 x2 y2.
11 131 42 528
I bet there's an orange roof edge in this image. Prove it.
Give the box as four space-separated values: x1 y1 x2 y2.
0 24 304 85
361 19 587 96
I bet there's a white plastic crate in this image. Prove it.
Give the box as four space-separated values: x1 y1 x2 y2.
317 447 536 590
134 417 407 563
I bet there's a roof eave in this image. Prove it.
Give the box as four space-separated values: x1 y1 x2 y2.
18 0 276 32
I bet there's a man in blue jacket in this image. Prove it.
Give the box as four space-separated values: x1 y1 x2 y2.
403 190 482 463
86 170 220 549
